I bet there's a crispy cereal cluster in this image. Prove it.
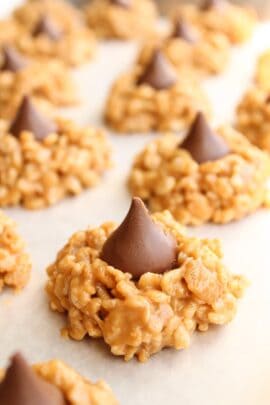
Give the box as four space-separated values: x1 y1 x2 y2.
0 60 77 120
34 360 119 405
46 210 247 362
129 127 270 225
0 357 118 405
13 0 83 33
174 1 257 44
105 67 211 133
84 0 158 40
11 1 95 67
138 30 230 77
0 119 111 209
0 211 31 293
236 87 270 153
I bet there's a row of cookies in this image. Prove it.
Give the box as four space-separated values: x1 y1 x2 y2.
0 1 268 403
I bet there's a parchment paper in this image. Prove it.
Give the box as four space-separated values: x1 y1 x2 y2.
0 19 270 405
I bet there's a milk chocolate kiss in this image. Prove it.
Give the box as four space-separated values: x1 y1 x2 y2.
33 16 63 41
9 96 57 140
110 0 131 8
171 20 197 43
181 112 230 163
201 0 225 11
1 46 29 72
137 50 177 90
0 353 66 405
100 197 177 279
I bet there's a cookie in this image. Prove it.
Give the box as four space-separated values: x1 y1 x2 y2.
13 0 83 33
0 96 111 210
174 0 257 44
0 46 77 120
13 3 96 67
138 19 230 77
0 211 31 293
84 0 158 40
0 353 118 405
129 113 270 225
105 50 211 133
46 197 247 362
236 85 270 152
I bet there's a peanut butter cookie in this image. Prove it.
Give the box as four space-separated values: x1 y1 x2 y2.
0 96 111 210
129 113 270 225
46 198 247 362
0 212 31 293
85 0 158 40
174 0 257 44
105 50 211 133
138 19 230 77
0 353 118 405
0 47 77 120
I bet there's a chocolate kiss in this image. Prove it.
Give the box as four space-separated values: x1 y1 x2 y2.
0 353 66 405
181 112 230 164
201 0 225 11
1 46 29 72
100 197 177 279
33 16 63 41
171 20 198 43
9 96 57 140
110 0 131 8
137 50 178 90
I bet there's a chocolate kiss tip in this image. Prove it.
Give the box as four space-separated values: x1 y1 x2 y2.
33 16 63 41
201 0 224 10
172 20 198 43
1 46 28 72
110 0 131 8
9 96 57 140
0 352 66 405
100 197 177 279
137 50 177 91
181 112 230 164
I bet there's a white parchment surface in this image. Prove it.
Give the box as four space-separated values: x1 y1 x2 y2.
1 20 270 405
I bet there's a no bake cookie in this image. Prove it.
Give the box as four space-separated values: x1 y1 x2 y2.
105 50 211 133
0 96 111 209
85 0 158 40
13 11 96 67
174 0 257 44
138 19 230 77
129 113 270 225
0 46 77 120
0 353 118 405
0 211 31 293
46 197 247 362
236 86 270 152
13 0 83 33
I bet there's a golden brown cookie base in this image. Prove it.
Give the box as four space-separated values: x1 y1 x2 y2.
15 29 96 67
105 69 211 133
46 211 247 362
0 119 111 210
0 211 31 292
129 127 270 225
85 0 158 39
13 0 83 33
0 359 118 405
0 60 77 120
236 87 270 153
174 3 257 44
138 32 230 77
